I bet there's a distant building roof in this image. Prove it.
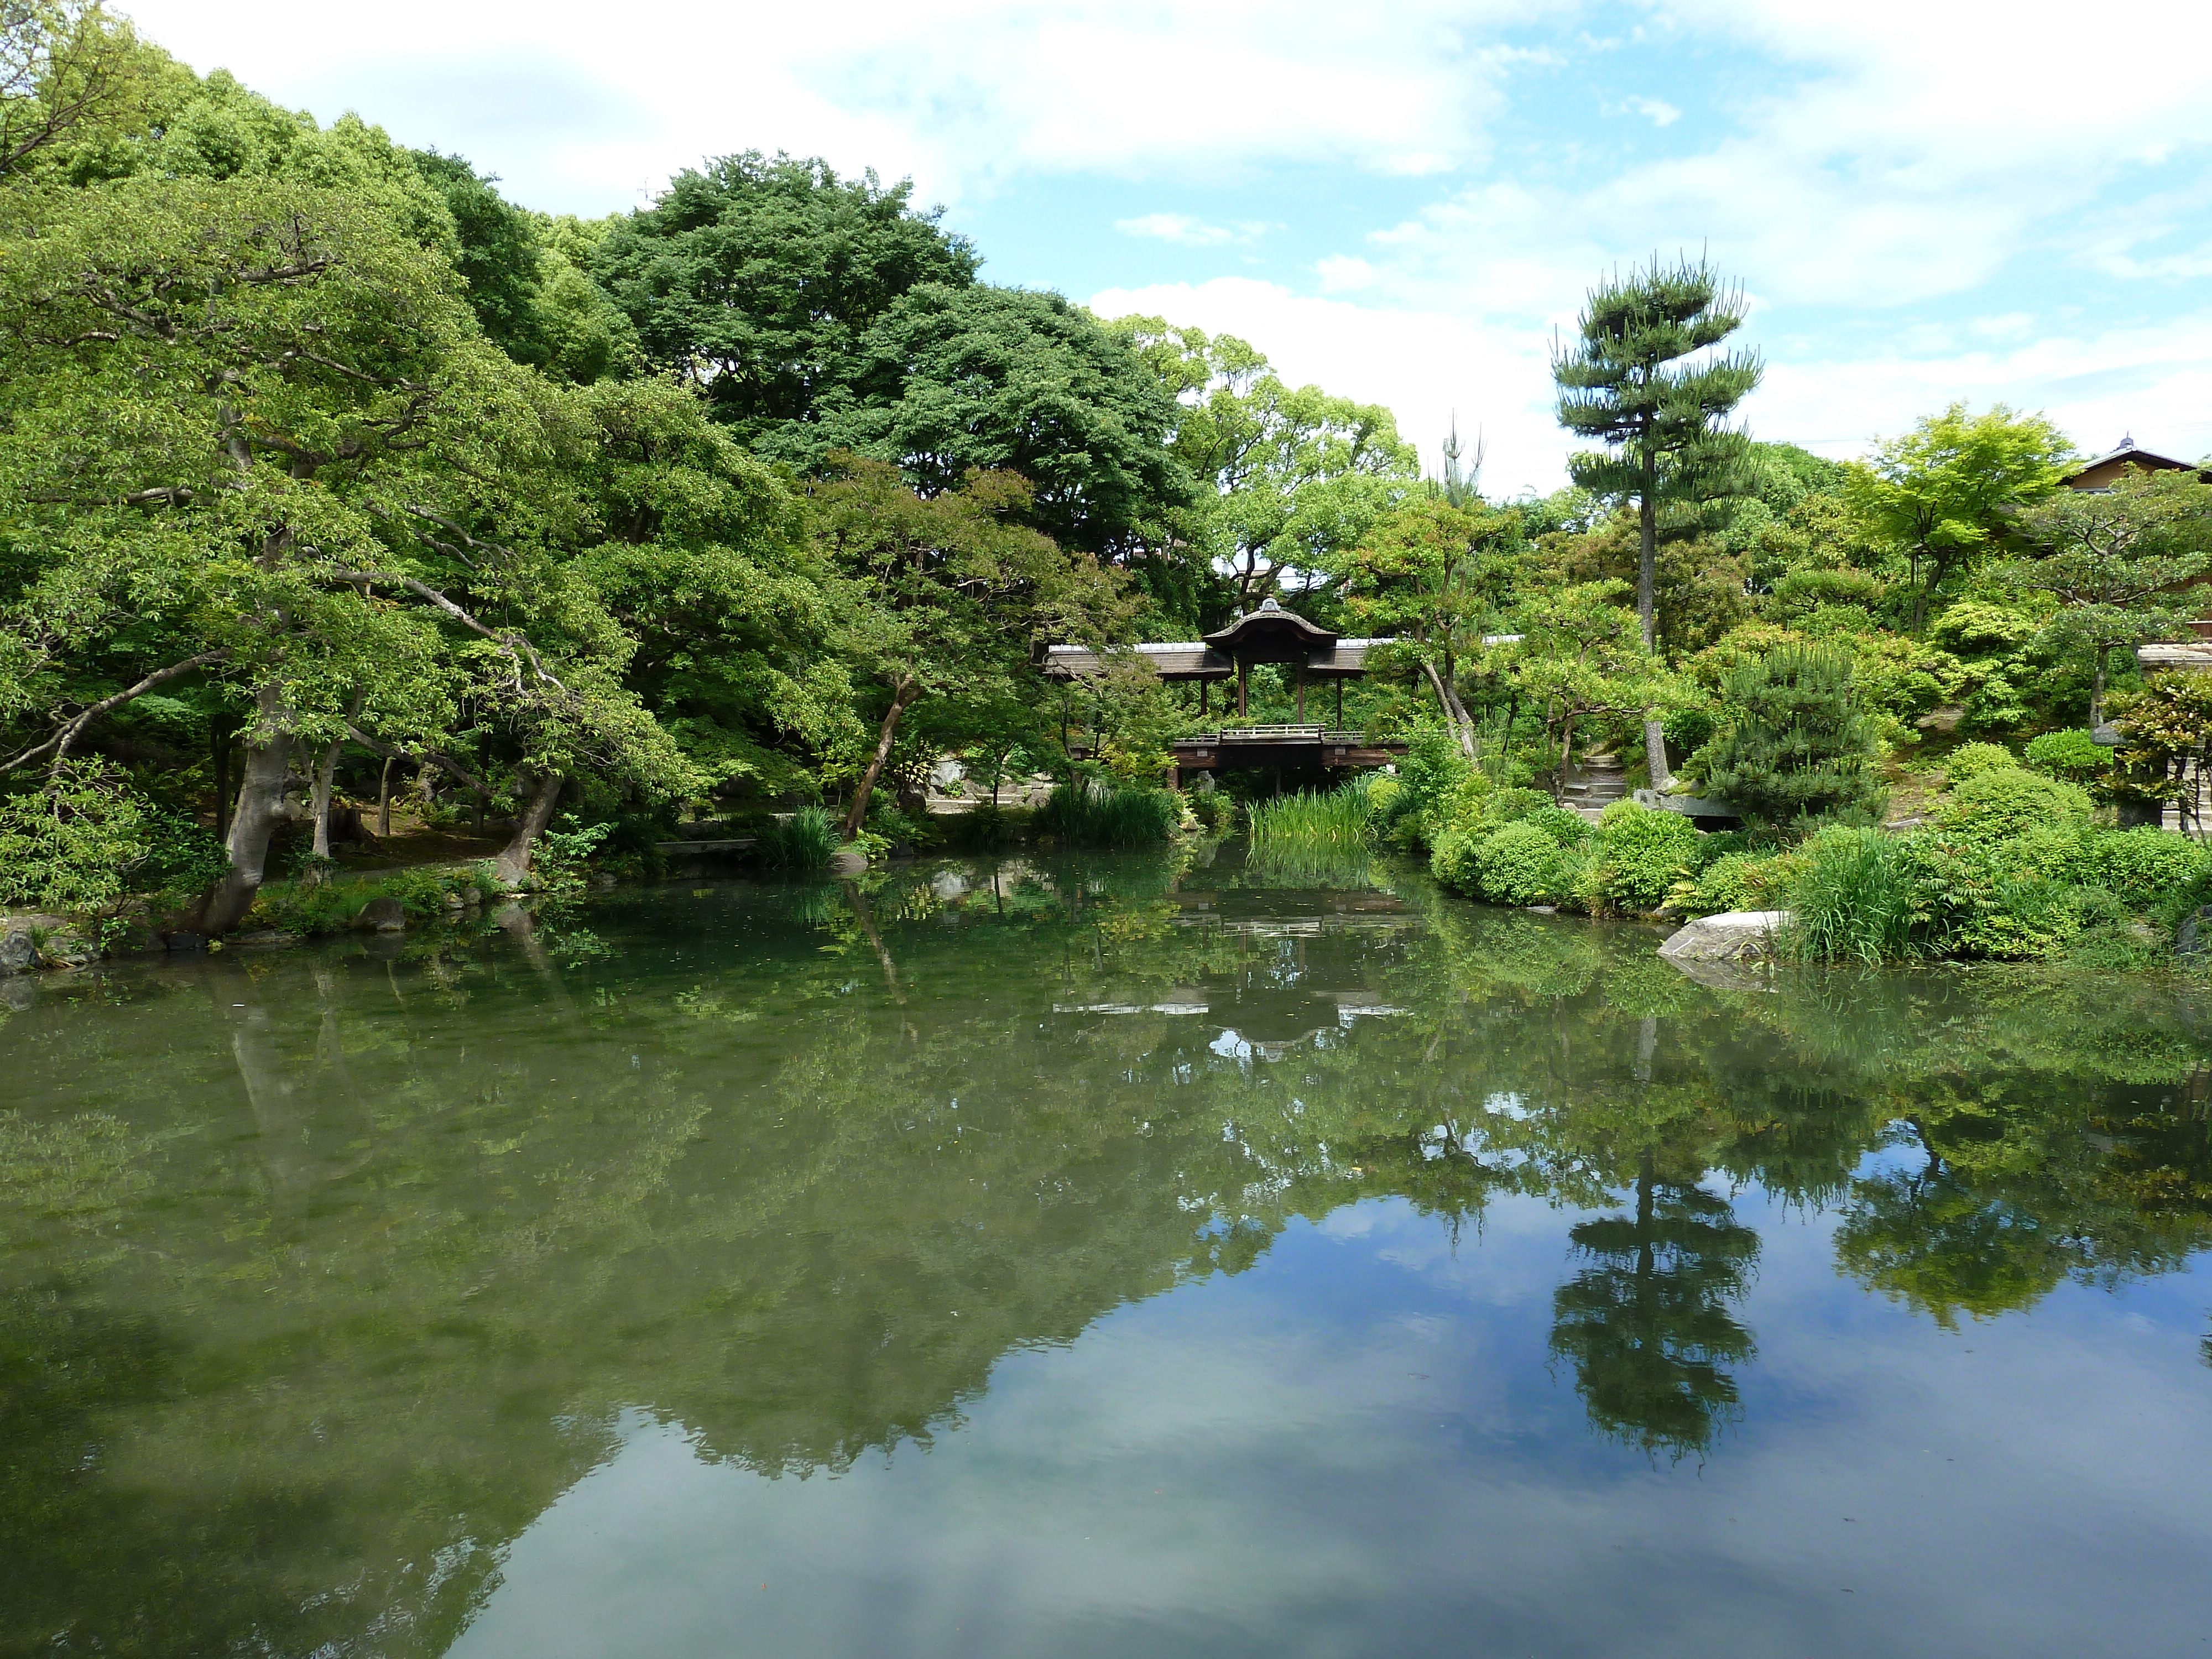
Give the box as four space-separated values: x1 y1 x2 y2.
2062 437 2208 491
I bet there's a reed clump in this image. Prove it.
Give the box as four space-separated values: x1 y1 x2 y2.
1036 781 1178 847
757 805 841 869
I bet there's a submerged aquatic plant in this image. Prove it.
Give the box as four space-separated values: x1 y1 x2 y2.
758 805 841 869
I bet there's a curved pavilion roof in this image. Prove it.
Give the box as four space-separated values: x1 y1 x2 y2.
1039 602 1397 683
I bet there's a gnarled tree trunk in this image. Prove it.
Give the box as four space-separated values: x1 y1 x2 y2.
183 681 294 936
494 771 564 887
843 679 920 839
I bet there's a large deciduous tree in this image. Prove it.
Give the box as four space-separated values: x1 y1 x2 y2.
1339 495 1521 760
1844 402 2071 634
818 284 1190 559
1553 257 1761 786
802 458 1134 836
2007 465 2212 727
589 152 978 443
1109 316 1418 620
0 176 688 929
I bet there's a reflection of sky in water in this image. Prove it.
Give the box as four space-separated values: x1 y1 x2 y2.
456 1192 2212 1659
8 854 2212 1656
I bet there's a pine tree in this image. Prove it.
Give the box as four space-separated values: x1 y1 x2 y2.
1554 257 1762 785
1701 645 1885 826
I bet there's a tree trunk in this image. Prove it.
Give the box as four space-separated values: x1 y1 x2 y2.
185 681 295 936
1637 449 1658 653
211 716 235 844
1644 717 1671 792
309 739 342 865
843 681 920 838
494 771 564 886
2091 644 2111 729
375 756 394 839
1636 448 1672 790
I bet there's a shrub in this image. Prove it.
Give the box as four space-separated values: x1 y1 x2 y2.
1902 835 2083 960
1783 826 1922 963
1932 767 2091 841
758 805 841 869
1941 742 2018 787
1392 724 1474 849
1358 773 1405 830
1669 851 1786 919
1702 644 1886 826
2023 728 2107 784
1472 821 1583 906
1589 801 1702 912
1036 781 1177 846
2079 826 2211 912
1429 826 1481 895
1525 804 1595 848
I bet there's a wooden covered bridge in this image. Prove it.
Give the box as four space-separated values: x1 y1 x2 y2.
1039 599 1410 784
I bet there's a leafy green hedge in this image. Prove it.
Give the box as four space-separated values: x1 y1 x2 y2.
1432 797 1707 915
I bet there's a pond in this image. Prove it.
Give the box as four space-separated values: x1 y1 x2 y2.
4 851 2211 1658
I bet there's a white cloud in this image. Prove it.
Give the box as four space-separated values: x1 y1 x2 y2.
1116 213 1268 248
118 0 1553 210
1613 95 1681 127
1089 278 1566 497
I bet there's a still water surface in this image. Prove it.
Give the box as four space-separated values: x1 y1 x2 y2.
4 852 2211 1657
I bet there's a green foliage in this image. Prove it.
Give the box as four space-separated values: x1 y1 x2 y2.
1036 781 1177 847
1107 318 1416 611
1468 821 1586 906
1783 826 1921 963
2023 728 2107 783
0 766 150 913
1589 801 1702 913
1844 403 2072 630
1668 850 1786 919
1932 768 2091 841
1247 787 1369 860
758 806 841 870
1940 742 2018 786
591 152 977 443
527 814 612 905
1553 257 1763 633
1700 645 1885 826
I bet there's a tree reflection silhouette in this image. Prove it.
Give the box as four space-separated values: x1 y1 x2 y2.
1549 1152 1760 1459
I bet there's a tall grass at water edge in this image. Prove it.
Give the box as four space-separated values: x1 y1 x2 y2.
1245 784 1375 884
758 805 841 869
1781 827 1922 964
1036 782 1178 847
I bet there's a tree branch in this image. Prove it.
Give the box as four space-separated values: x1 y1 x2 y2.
1 649 229 773
342 723 493 800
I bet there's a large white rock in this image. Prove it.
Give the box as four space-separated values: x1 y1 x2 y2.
1657 910 1790 962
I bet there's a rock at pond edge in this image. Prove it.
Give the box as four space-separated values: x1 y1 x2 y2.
353 896 408 933
1657 910 1790 963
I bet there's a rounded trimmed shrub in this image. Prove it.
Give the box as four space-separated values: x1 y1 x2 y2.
1933 767 2091 841
1525 804 1595 848
1941 742 2019 787
2023 728 2107 784
1474 821 1580 906
1591 801 1702 912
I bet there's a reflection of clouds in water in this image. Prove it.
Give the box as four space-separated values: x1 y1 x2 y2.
451 1201 2212 1659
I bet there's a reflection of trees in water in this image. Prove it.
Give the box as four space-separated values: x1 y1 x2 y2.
1548 1155 1760 1460
3 854 2212 1650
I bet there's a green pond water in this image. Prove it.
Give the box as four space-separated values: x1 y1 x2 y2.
4 850 2211 1658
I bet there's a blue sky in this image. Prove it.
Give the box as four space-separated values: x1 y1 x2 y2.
123 0 2212 496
